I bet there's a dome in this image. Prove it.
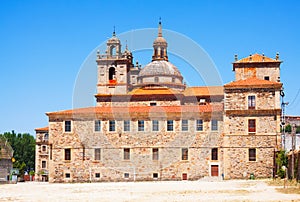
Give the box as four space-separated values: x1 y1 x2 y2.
153 36 167 44
139 60 182 78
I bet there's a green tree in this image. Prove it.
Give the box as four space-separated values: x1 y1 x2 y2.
285 124 292 133
0 131 35 176
276 150 288 178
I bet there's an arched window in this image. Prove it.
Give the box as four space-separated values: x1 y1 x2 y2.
110 45 116 56
160 48 164 58
109 67 116 81
44 133 49 141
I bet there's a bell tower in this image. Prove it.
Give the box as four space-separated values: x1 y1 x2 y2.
96 30 133 95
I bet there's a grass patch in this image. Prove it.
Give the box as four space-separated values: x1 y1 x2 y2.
266 178 299 187
276 187 300 195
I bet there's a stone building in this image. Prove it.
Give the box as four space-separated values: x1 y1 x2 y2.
0 137 13 182
35 127 49 181
35 22 282 182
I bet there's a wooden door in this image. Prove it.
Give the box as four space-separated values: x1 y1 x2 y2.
211 165 219 177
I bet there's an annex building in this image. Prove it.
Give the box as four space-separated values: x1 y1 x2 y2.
35 22 283 182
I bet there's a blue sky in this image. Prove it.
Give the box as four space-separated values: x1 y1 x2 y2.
1 0 300 135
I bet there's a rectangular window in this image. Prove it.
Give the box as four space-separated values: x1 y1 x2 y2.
124 173 129 178
65 120 71 132
150 102 157 106
196 120 203 131
249 148 256 161
109 120 115 132
248 119 256 133
211 120 218 131
124 120 130 132
95 173 100 178
248 95 256 110
42 145 46 152
264 76 270 81
124 148 130 160
138 120 144 131
182 148 188 160
152 120 159 131
94 148 101 160
152 148 159 160
167 120 174 131
182 120 188 131
211 148 218 160
153 173 158 179
65 173 70 178
42 161 46 168
65 148 71 161
94 120 101 132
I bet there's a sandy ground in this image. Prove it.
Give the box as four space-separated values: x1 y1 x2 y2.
1 180 300 202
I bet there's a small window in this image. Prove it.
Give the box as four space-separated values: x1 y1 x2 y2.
248 95 255 110
94 148 101 160
249 148 256 161
211 120 218 131
196 120 203 131
182 120 188 131
65 121 71 132
152 120 159 131
42 145 46 152
152 148 159 160
109 120 115 132
211 148 218 160
42 161 46 168
150 102 157 106
44 133 49 141
138 120 144 131
124 148 130 160
199 98 206 105
248 119 256 133
65 148 71 161
65 173 70 178
95 173 100 178
182 148 188 160
155 77 159 82
124 173 129 179
94 120 101 132
167 120 174 131
264 76 270 81
124 120 130 132
153 173 158 179
172 77 175 83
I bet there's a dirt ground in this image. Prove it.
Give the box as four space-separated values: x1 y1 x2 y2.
1 180 300 202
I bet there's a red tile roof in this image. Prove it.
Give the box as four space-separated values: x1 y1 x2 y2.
224 77 282 88
234 53 280 63
46 104 223 116
35 127 49 132
183 86 223 96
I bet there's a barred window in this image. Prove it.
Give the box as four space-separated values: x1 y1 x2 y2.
65 121 71 132
124 120 130 132
248 95 256 110
196 120 203 131
152 120 159 131
211 120 218 131
94 120 101 132
138 120 144 131
109 120 115 131
182 120 188 131
167 120 174 131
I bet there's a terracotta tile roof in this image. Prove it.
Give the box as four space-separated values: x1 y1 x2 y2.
46 104 223 116
184 86 223 96
234 53 280 63
128 87 182 95
35 127 49 132
224 77 282 88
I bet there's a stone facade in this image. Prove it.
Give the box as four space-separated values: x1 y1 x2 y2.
35 22 283 182
35 127 49 181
